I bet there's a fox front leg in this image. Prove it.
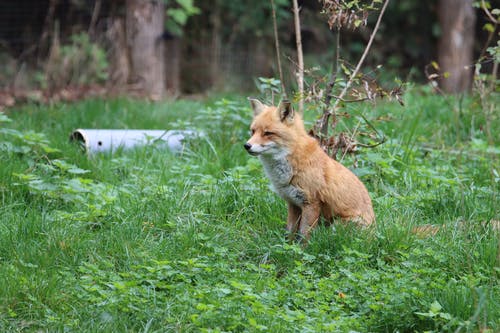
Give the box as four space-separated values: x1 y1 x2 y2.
286 203 302 241
298 203 321 242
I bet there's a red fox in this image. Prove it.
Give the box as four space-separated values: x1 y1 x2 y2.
244 98 375 241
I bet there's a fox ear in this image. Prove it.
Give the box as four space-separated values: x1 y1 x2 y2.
248 98 265 116
278 100 294 123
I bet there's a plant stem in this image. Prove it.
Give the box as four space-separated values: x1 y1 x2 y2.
316 0 390 141
334 0 390 108
320 28 340 146
292 0 304 112
88 0 102 36
270 0 287 99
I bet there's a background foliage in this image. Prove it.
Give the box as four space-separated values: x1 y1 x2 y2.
0 0 496 93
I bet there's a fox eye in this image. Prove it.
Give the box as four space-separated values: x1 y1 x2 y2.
250 129 256 135
263 131 275 136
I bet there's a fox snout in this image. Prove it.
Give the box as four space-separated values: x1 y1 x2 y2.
244 142 259 156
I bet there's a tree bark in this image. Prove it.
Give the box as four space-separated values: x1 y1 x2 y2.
107 17 130 89
126 0 165 100
165 38 181 96
211 4 222 89
437 0 476 94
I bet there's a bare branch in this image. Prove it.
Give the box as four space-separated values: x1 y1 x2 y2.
292 0 304 113
270 0 287 98
330 95 370 103
325 28 340 108
481 0 500 24
332 0 390 109
88 0 102 36
315 0 390 146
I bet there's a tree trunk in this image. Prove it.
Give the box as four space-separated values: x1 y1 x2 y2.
437 0 476 94
107 17 130 89
209 4 221 89
165 38 181 96
126 0 165 100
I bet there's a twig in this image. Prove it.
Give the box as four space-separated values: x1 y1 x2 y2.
292 0 304 113
316 0 390 140
477 0 499 64
38 0 58 62
490 60 498 93
324 28 340 109
478 23 498 61
88 0 102 37
330 95 370 103
339 120 362 162
318 28 340 148
481 0 499 24
479 1 498 61
350 115 386 150
270 0 287 98
332 0 390 109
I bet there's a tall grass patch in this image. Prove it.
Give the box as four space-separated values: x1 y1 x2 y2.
0 90 498 332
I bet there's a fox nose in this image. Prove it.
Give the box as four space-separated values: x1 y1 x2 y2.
244 143 252 151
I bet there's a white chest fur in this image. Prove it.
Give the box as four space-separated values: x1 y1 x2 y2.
259 150 305 207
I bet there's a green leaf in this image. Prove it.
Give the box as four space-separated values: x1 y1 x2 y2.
439 312 452 320
415 311 436 318
429 300 443 314
168 8 188 25
41 145 61 154
483 23 495 32
67 167 90 175
12 173 38 182
175 0 200 14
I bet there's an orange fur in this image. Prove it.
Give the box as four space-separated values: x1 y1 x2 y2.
245 99 375 241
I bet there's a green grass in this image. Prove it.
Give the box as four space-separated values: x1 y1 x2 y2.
0 89 499 332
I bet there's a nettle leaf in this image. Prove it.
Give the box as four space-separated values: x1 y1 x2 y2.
415 300 454 323
52 159 72 171
22 131 49 145
29 180 58 192
12 173 39 182
52 159 90 175
414 311 436 318
67 167 90 175
0 142 30 154
63 178 91 193
0 128 23 138
439 312 452 320
41 144 61 154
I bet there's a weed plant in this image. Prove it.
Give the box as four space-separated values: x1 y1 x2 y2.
0 90 498 332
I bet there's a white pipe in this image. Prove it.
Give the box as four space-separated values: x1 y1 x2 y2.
70 129 195 153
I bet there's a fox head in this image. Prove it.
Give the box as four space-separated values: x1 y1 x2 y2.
244 98 305 156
